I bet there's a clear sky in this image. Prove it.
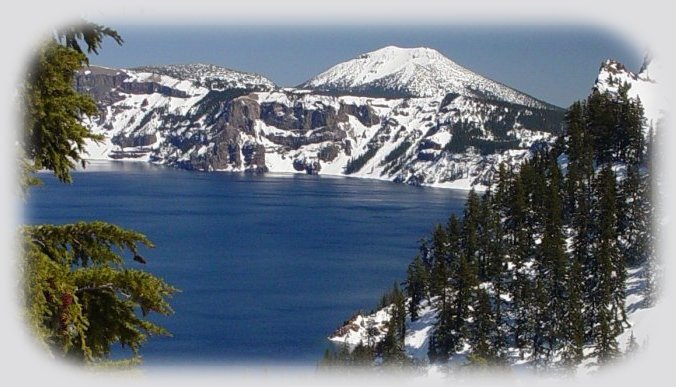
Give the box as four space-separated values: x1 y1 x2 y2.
90 25 643 108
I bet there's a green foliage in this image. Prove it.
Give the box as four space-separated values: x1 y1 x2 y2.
57 20 124 58
404 87 653 371
583 87 646 166
22 41 102 184
20 23 177 367
468 289 499 366
22 222 177 362
405 255 428 321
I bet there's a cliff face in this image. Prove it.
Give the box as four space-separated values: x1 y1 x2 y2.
77 59 564 189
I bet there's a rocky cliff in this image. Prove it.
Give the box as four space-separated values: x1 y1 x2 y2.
78 49 565 189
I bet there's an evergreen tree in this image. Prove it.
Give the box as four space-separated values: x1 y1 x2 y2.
586 90 618 164
452 252 478 349
617 85 646 165
620 165 651 266
446 213 463 263
405 255 429 321
506 172 533 354
590 166 625 363
561 247 585 367
380 284 408 366
428 288 454 362
539 155 568 362
20 23 176 365
22 40 101 185
429 224 450 297
476 190 494 282
399 79 653 371
468 288 498 367
23 222 176 363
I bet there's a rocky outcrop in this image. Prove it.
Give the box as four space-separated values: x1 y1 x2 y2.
112 133 157 148
293 157 321 175
76 67 128 105
76 66 189 101
317 143 341 162
225 96 261 135
242 142 267 172
339 104 380 127
117 81 188 98
79 60 565 189
260 101 349 131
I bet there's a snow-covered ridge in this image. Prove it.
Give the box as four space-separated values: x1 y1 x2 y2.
329 267 652 375
130 63 277 91
77 47 567 190
594 55 667 131
302 46 552 109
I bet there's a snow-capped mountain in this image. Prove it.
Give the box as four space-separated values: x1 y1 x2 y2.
328 55 663 374
301 46 553 109
594 55 667 132
77 48 564 189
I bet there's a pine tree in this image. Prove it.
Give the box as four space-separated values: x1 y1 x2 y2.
20 23 176 365
446 213 462 263
22 41 101 185
560 130 587 367
405 255 429 321
429 287 454 362
586 90 618 164
506 171 533 354
406 78 653 371
453 252 478 348
590 165 625 364
380 284 407 366
620 165 651 266
477 190 494 282
429 224 450 297
468 288 498 367
533 155 568 365
617 85 646 165
562 248 585 367
462 189 481 264
23 222 176 362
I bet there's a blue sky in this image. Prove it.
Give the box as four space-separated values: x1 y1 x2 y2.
91 25 642 108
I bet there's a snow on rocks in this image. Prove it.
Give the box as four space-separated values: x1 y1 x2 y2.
302 46 552 109
594 56 667 134
78 48 565 190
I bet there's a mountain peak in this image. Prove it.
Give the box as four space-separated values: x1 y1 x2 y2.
301 46 549 108
595 58 664 127
367 45 442 55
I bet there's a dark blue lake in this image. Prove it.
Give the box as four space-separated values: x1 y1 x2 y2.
25 161 467 365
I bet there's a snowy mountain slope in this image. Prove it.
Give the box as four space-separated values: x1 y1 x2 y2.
301 46 554 109
77 48 564 189
594 55 667 133
328 55 664 374
131 63 277 91
329 267 650 375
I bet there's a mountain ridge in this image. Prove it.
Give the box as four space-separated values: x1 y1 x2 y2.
76 46 566 190
326 55 661 374
300 46 557 109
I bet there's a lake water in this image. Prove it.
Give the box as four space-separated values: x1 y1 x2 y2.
25 161 468 365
